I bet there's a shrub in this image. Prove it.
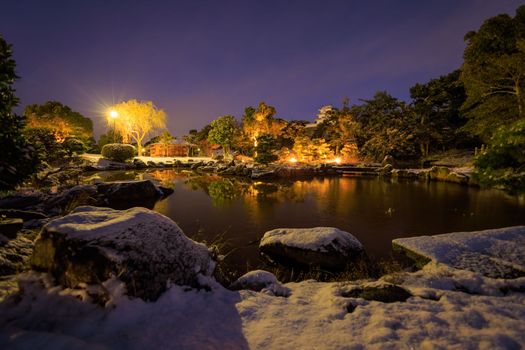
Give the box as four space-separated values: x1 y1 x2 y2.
474 119 525 194
255 134 278 164
101 143 136 162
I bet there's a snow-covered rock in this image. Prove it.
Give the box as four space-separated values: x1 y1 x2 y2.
31 206 216 301
230 270 290 296
393 226 525 278
260 227 364 269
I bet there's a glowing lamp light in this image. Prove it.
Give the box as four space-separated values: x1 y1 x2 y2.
289 157 298 163
108 109 119 119
334 157 342 164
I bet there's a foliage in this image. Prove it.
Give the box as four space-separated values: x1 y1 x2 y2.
24 128 68 165
352 92 418 161
208 115 240 157
474 118 525 193
0 36 39 190
24 101 95 150
461 6 525 141
254 134 279 164
292 136 333 163
240 102 286 154
101 143 136 163
314 99 360 156
110 99 166 156
98 128 123 150
410 70 471 156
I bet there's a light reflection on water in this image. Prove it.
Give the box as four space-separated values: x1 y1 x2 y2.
86 169 525 270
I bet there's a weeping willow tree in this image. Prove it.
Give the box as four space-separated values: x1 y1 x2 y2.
110 100 166 156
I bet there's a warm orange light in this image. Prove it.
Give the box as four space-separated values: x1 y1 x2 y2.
289 157 298 163
334 157 341 164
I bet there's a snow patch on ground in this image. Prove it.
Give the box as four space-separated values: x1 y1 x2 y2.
2 227 525 349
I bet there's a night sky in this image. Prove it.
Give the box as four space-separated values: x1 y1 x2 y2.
1 0 523 138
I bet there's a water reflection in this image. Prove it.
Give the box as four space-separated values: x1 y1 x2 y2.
88 170 525 273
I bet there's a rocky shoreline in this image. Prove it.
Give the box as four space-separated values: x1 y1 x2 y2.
83 155 478 186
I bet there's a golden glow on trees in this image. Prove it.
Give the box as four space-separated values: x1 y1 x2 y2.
109 100 167 156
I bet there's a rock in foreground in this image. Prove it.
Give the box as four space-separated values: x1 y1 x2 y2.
259 227 364 269
393 226 525 278
31 206 216 301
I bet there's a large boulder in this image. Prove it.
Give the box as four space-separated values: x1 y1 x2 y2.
259 227 364 270
31 206 216 301
96 180 162 207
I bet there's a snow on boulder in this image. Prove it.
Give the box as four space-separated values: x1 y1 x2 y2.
231 270 291 297
393 226 525 279
31 206 216 301
259 227 364 270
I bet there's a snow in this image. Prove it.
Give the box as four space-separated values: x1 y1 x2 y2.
260 227 363 253
393 226 525 278
2 227 525 349
230 270 291 297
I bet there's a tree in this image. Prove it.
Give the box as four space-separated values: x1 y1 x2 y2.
241 102 286 154
25 101 95 149
0 36 38 190
461 6 525 141
208 115 240 158
410 70 470 156
314 99 360 156
254 134 278 164
474 118 525 193
352 92 418 161
110 99 167 156
98 128 123 150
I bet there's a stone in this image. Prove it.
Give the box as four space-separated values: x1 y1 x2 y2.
133 159 147 169
146 161 157 167
251 169 277 180
31 206 216 301
0 235 34 275
429 166 451 181
230 270 278 291
446 172 469 184
96 180 162 208
0 209 47 221
230 270 291 297
0 193 44 210
259 227 365 270
391 169 418 179
44 185 99 211
381 155 395 167
158 186 174 198
0 219 24 239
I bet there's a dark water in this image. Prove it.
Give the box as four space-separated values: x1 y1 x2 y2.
86 169 525 271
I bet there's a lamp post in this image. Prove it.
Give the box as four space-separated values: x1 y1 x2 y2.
108 109 119 143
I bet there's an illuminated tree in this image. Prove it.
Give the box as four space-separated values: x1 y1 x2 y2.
25 101 94 147
111 99 167 156
241 102 286 153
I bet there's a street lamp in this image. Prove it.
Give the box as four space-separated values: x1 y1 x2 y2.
108 109 119 143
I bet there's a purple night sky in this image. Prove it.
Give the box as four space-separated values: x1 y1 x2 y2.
1 0 523 137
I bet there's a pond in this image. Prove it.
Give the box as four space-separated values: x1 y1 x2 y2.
85 169 525 275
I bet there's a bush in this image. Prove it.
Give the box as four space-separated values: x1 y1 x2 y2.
474 119 525 194
255 134 278 164
101 143 136 162
24 128 67 165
